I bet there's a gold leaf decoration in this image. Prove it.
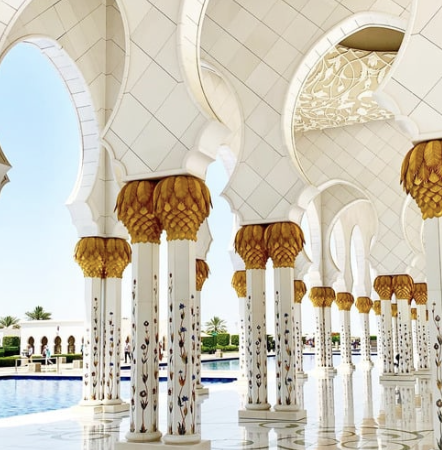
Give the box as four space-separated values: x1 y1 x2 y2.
324 287 336 307
105 238 131 278
74 237 106 278
153 176 211 241
392 274 414 300
294 280 307 304
115 180 162 244
391 303 398 318
196 259 210 291
234 225 268 270
335 292 354 311
373 275 393 300
411 307 417 320
372 300 381 315
355 297 373 314
413 282 427 305
309 287 335 307
264 222 305 268
400 139 442 219
231 271 247 298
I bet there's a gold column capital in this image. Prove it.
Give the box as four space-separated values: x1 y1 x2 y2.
105 238 131 278
74 237 106 278
231 270 246 298
356 296 373 314
234 225 268 269
324 287 335 307
372 300 381 316
391 303 398 318
413 282 428 305
153 175 211 241
335 292 354 311
196 259 210 292
401 139 442 219
411 307 417 320
373 275 393 300
115 180 162 244
392 274 414 301
264 221 304 268
294 280 307 303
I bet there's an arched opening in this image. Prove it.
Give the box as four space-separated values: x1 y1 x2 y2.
67 335 75 354
0 42 83 321
40 336 48 355
54 336 62 355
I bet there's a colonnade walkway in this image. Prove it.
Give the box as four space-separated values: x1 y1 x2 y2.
0 354 433 450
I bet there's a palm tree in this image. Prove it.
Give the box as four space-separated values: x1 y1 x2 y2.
0 315 20 329
204 316 227 334
25 306 52 321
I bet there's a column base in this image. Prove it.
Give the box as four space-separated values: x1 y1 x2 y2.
123 430 162 443
195 386 209 396
313 367 336 378
359 360 374 369
239 408 306 421
414 369 431 377
379 374 416 383
73 400 103 415
296 371 308 379
102 401 130 414
337 363 355 374
163 434 206 447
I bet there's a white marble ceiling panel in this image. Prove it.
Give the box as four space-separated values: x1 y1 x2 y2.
246 180 282 219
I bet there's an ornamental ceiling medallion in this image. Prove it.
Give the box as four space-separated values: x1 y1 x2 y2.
294 45 396 132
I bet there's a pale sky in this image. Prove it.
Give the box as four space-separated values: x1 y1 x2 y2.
0 42 370 337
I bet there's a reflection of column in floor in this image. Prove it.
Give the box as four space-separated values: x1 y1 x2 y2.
359 368 376 447
397 383 416 430
316 375 336 448
340 371 357 449
241 421 270 449
416 377 432 426
378 381 396 429
273 419 306 450
195 391 208 434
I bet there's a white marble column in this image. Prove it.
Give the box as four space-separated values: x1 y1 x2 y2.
195 259 210 395
102 238 131 411
372 300 382 369
309 287 335 374
294 280 307 376
373 276 394 377
154 175 211 448
411 307 418 371
392 274 414 375
114 179 163 445
232 270 247 380
235 224 270 415
391 302 398 363
74 237 105 407
413 283 429 372
335 292 354 371
356 297 373 368
265 221 304 411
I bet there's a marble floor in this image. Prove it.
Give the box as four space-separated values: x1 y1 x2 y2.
0 358 435 450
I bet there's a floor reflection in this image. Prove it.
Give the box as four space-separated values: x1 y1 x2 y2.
0 360 435 450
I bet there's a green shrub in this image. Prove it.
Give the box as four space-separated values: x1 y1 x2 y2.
3 346 19 357
218 345 238 352
0 348 4 357
3 336 20 347
0 356 20 367
53 353 82 363
266 335 275 351
216 333 230 347
201 336 215 347
231 334 239 346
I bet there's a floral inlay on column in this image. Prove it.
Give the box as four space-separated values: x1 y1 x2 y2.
356 296 373 366
115 179 162 442
293 280 306 375
235 224 270 410
264 221 304 409
414 282 429 371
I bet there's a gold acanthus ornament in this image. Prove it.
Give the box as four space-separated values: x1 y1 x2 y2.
355 297 373 314
335 292 354 311
373 275 393 300
74 237 131 278
196 259 210 292
154 175 211 241
413 282 428 305
294 280 307 304
392 274 414 301
115 180 162 244
400 139 442 219
411 308 417 321
105 238 131 278
74 237 106 278
234 225 268 270
372 300 381 315
309 287 335 307
264 222 304 268
231 271 246 298
391 303 398 318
